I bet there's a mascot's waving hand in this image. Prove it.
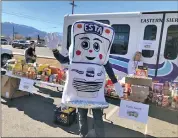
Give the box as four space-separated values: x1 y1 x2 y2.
45 20 123 109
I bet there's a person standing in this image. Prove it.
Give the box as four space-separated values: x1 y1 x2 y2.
45 21 123 138
127 51 143 75
119 51 143 92
24 41 37 63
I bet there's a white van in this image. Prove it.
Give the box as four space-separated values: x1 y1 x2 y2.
62 11 178 83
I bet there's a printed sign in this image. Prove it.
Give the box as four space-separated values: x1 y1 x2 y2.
118 100 149 124
141 40 154 50
141 18 178 23
19 78 34 93
84 23 104 35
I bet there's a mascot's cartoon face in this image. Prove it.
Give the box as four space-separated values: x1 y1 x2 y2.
71 21 115 65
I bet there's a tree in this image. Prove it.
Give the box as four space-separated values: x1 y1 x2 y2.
26 37 31 40
15 34 24 40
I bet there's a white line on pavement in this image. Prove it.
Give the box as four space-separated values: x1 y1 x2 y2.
144 124 148 136
107 106 119 119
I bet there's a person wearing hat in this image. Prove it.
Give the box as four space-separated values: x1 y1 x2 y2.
24 41 37 63
45 20 124 137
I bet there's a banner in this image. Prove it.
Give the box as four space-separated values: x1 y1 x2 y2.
119 100 149 124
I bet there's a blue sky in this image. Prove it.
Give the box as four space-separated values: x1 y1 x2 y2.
2 1 178 33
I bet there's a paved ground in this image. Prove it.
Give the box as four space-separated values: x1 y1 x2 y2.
2 45 54 57
1 83 178 137
1 45 178 137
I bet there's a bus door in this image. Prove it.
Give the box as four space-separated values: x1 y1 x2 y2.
157 12 178 82
139 13 163 78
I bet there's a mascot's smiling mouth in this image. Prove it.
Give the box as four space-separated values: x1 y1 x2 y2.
86 56 95 60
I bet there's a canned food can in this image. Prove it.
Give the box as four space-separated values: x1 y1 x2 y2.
45 76 49 82
53 79 56 83
37 75 41 80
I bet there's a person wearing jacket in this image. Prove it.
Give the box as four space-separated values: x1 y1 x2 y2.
127 51 143 75
24 41 37 63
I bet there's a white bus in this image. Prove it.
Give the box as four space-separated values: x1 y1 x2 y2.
62 11 178 83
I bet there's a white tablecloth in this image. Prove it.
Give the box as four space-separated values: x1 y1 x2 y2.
5 71 64 91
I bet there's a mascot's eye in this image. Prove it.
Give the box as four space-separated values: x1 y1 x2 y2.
81 41 90 50
93 42 100 52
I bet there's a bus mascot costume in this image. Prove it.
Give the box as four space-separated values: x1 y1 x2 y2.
45 20 123 108
45 20 123 137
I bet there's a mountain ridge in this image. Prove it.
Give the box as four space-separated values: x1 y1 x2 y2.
1 22 63 39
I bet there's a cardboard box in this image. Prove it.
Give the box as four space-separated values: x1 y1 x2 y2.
131 85 149 94
128 94 146 102
128 85 149 102
125 76 152 87
1 75 29 99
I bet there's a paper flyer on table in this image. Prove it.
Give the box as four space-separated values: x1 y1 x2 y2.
19 78 34 93
118 100 149 124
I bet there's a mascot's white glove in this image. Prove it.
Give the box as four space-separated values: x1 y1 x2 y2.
61 103 68 110
114 83 124 98
45 33 60 50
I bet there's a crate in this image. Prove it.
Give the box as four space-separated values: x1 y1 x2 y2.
54 107 77 126
128 85 149 103
105 93 119 99
125 76 152 87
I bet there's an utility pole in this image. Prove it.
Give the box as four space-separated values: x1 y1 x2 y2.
70 0 77 14
13 25 18 40
13 26 14 40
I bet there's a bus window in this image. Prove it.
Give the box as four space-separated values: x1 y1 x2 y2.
110 24 130 55
144 25 157 40
142 50 154 58
164 25 178 60
142 25 157 58
95 20 110 25
67 25 72 50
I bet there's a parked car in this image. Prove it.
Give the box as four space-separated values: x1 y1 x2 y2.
12 40 30 49
36 41 46 47
1 38 8 45
30 40 35 44
12 40 19 46
26 41 31 45
1 48 13 66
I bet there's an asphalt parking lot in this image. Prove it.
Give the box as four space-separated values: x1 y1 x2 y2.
1 45 178 137
1 83 178 137
2 45 54 58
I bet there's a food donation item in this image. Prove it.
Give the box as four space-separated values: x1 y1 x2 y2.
37 64 50 72
135 68 148 77
152 83 163 95
5 57 67 85
12 62 22 75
